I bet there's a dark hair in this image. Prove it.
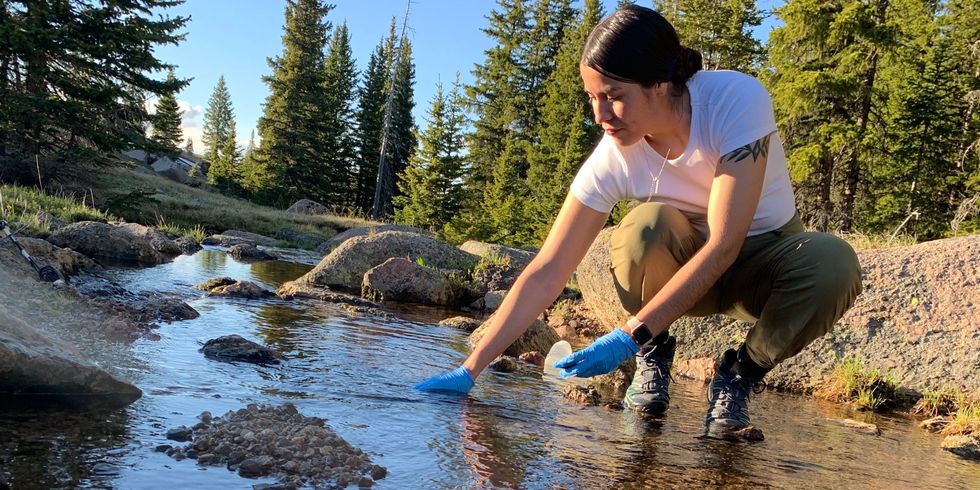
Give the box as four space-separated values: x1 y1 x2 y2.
581 5 703 90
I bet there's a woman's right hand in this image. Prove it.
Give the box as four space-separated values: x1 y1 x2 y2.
414 366 475 394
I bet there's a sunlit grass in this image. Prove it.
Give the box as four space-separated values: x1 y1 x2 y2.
839 231 917 250
86 167 378 249
817 357 898 412
0 183 112 236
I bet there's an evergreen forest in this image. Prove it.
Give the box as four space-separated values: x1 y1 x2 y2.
1 0 978 247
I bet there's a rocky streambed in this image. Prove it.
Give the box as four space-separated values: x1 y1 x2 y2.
1 214 979 487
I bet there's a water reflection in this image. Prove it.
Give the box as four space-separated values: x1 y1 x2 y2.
0 407 130 488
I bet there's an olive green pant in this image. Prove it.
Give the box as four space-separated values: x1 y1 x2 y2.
611 203 862 369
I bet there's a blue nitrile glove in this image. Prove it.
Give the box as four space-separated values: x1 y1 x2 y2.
414 365 475 394
554 328 639 378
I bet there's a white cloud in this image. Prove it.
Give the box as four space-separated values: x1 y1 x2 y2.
145 98 256 155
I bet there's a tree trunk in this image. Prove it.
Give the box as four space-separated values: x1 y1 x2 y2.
841 0 888 232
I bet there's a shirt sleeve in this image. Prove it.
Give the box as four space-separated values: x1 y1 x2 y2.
570 135 628 213
713 74 778 157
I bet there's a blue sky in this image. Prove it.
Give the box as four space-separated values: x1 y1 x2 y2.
152 0 783 152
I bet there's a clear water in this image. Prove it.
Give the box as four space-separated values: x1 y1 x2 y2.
1 249 979 489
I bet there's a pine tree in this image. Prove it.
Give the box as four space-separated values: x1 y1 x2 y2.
202 75 235 167
0 0 188 183
464 0 532 192
321 21 359 207
152 71 184 155
394 76 467 230
765 0 896 232
184 138 194 154
654 0 764 73
526 0 604 240
352 41 390 212
210 119 241 191
251 0 332 206
244 129 256 158
378 38 417 218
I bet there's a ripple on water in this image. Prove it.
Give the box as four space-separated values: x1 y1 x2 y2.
1 249 979 489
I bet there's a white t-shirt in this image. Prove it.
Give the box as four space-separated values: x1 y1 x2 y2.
570 70 796 237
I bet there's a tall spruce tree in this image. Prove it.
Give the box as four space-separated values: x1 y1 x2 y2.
654 0 764 73
202 76 235 166
321 21 359 207
152 71 184 155
394 76 467 230
352 40 390 212
765 0 896 232
526 0 604 240
378 38 417 217
251 0 332 206
0 0 188 183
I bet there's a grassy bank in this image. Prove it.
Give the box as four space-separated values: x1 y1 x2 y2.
0 184 111 237
2 166 380 249
815 357 979 437
81 167 378 247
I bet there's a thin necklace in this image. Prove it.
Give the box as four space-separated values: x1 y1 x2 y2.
648 147 670 200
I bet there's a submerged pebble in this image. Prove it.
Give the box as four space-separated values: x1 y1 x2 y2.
164 403 385 488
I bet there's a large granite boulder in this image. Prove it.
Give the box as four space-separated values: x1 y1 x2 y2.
0 309 142 406
217 229 278 247
459 240 536 271
469 316 559 358
286 199 332 216
361 257 464 305
207 280 274 299
292 231 478 291
315 224 429 255
7 236 98 279
47 221 180 265
576 230 980 395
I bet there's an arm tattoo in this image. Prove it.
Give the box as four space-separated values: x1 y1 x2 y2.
722 134 771 164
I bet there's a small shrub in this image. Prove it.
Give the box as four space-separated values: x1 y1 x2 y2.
941 395 980 436
817 358 898 411
912 388 959 417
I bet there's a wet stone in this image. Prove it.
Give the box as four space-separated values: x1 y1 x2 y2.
563 385 601 405
154 444 172 453
518 351 545 367
166 426 193 442
488 356 518 373
826 418 880 436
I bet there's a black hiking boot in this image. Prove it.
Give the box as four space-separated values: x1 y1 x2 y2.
705 347 767 439
623 335 676 414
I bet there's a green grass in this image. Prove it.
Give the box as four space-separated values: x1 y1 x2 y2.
913 388 960 417
944 399 980 436
0 184 112 236
839 231 917 250
472 250 512 273
82 167 378 249
817 358 898 411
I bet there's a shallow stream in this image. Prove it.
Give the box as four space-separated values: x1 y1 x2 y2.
1 249 978 489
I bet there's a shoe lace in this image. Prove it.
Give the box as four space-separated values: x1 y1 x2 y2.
639 354 673 392
711 374 767 414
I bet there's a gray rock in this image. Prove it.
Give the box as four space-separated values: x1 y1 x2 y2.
35 211 67 231
295 231 478 291
459 240 536 271
174 236 201 254
167 426 193 442
518 351 545 367
361 257 461 305
471 263 522 296
229 243 274 261
194 277 237 291
0 309 142 406
470 316 558 358
47 221 180 265
13 236 98 279
238 455 275 477
201 335 280 365
277 282 382 308
488 356 518 373
286 199 332 216
206 281 274 300
942 435 980 460
483 290 507 311
315 225 430 255
437 316 483 333
221 230 279 247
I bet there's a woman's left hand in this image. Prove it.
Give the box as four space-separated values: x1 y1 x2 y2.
554 328 639 378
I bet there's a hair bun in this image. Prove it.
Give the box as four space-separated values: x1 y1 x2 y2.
671 46 703 84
